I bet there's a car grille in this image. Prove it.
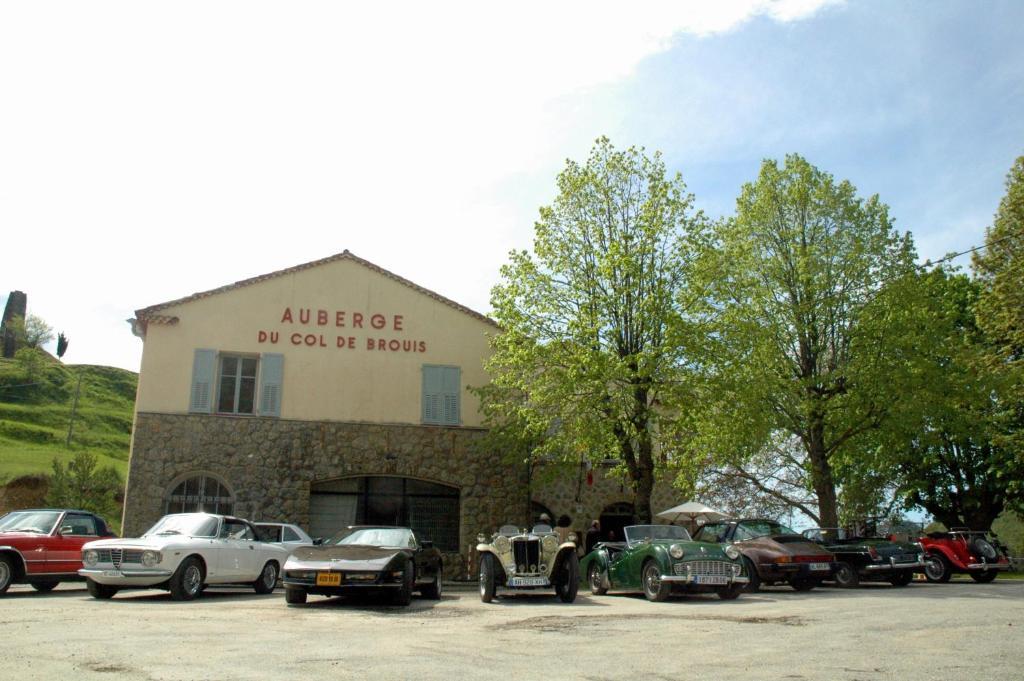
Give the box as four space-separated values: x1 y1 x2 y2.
95 549 143 568
512 538 540 573
893 553 918 564
674 560 735 577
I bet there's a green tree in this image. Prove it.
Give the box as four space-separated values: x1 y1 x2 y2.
480 137 706 523
690 154 920 528
14 347 47 381
46 451 124 520
8 314 55 349
876 270 1023 529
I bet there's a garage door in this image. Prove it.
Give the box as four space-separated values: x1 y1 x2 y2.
308 494 357 540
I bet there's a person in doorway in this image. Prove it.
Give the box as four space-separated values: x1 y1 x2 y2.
555 515 574 545
585 520 601 555
538 512 552 528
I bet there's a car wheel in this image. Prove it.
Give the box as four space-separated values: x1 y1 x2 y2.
86 579 119 600
253 561 278 594
790 577 817 592
479 553 497 603
31 580 59 593
970 570 999 583
169 556 204 601
833 561 860 588
717 583 743 600
556 553 579 603
889 570 913 587
970 537 998 561
0 555 14 594
742 557 761 593
421 569 442 600
642 561 670 602
924 553 952 583
393 560 414 606
588 561 608 595
284 587 307 605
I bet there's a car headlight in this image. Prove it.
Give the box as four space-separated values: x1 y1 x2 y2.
669 544 684 559
495 535 510 552
141 550 161 567
542 535 558 553
724 545 741 560
82 549 98 567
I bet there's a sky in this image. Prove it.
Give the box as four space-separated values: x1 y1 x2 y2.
2 0 1023 373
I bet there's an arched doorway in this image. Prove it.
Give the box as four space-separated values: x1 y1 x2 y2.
164 473 234 515
599 501 635 543
530 501 554 526
309 476 460 552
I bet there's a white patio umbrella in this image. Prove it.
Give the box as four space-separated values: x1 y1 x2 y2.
656 501 728 531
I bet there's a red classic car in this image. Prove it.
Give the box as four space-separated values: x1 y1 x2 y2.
919 528 1011 583
0 508 117 594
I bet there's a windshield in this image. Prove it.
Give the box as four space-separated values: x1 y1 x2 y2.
803 527 850 542
736 520 798 540
328 527 416 548
624 525 691 544
143 514 220 538
0 510 62 534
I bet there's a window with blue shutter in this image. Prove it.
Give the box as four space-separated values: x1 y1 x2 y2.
259 353 284 417
422 365 460 425
189 349 217 413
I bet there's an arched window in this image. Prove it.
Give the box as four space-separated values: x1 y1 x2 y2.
165 474 234 515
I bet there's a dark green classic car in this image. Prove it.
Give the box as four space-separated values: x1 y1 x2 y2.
801 528 927 587
580 525 748 601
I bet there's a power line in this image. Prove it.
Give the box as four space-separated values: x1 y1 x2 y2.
919 232 1019 270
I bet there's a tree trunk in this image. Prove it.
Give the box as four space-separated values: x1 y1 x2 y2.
807 419 839 528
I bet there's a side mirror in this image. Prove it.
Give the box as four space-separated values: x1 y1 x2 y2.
58 526 73 536
422 540 434 549
313 537 324 546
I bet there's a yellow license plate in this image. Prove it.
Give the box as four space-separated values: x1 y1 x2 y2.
316 572 341 586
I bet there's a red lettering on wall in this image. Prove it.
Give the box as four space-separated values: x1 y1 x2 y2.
419 341 426 352
257 330 279 344
353 313 363 328
371 314 386 330
366 338 374 350
394 315 403 331
299 308 311 324
376 338 387 351
335 311 346 327
337 336 355 349
388 339 400 351
290 333 303 345
281 308 293 323
317 310 328 325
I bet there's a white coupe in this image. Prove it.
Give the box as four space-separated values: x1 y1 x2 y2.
79 513 289 601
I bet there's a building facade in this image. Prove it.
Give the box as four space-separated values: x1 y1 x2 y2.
123 251 678 577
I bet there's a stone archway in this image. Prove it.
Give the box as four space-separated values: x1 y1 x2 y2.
599 501 635 543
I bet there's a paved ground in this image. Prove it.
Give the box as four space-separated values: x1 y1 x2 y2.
1 579 1021 681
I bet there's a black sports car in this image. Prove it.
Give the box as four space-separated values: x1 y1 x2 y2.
281 526 442 605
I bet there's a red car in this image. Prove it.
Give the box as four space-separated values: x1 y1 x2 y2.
919 528 1011 583
0 508 117 594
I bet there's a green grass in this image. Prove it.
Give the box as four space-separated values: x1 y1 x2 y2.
0 357 136 484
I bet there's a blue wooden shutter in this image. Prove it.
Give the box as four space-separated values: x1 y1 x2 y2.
422 365 442 424
189 349 216 413
441 366 460 425
259 353 284 417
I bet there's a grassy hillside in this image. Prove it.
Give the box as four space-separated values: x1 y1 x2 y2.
0 356 136 483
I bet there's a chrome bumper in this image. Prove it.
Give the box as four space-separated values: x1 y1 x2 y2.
967 563 1011 571
864 559 927 571
78 568 174 585
660 575 750 585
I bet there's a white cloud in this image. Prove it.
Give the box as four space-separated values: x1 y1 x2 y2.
0 1 837 370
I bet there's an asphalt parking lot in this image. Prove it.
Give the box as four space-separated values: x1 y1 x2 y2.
2 579 1021 681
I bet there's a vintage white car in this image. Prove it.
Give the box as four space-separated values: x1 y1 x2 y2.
78 513 289 601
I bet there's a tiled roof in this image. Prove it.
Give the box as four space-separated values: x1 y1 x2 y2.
133 250 498 328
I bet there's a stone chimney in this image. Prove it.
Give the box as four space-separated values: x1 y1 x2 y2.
1 290 27 358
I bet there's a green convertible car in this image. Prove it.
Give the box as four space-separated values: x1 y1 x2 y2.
580 525 749 601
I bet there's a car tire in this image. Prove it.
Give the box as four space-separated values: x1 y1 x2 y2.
556 553 579 603
742 557 761 593
889 570 913 587
970 537 998 561
253 561 278 595
86 579 118 600
421 569 442 600
0 555 14 594
31 580 59 593
588 561 608 595
393 560 414 606
479 553 497 603
284 588 307 605
833 561 860 588
642 560 670 602
790 577 817 592
717 584 743 600
924 553 952 583
969 570 999 583
169 556 204 601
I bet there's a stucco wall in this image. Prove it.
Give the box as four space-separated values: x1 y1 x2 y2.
124 412 527 579
135 257 496 427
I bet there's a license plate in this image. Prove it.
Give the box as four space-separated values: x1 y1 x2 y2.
103 570 122 577
693 575 728 585
508 577 548 587
316 572 342 586
809 562 830 571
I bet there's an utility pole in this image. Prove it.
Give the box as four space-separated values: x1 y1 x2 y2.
66 373 82 447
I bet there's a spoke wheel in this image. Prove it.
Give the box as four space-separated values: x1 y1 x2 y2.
254 561 278 594
924 553 952 583
170 557 204 601
479 553 497 603
642 561 670 602
833 561 860 588
588 562 608 595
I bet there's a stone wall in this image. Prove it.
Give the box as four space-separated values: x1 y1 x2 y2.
123 412 528 579
2 290 28 358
